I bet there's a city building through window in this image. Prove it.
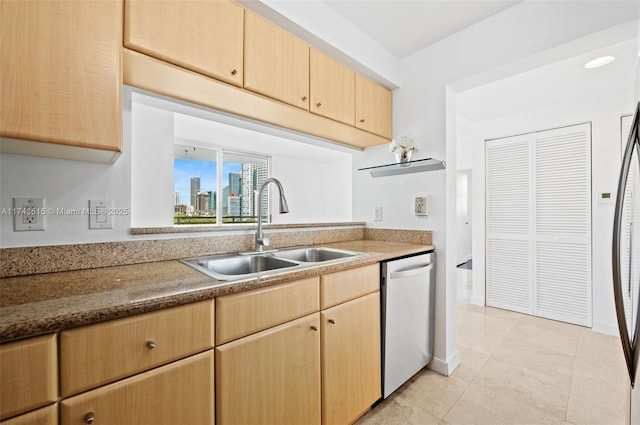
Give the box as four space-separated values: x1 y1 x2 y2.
173 145 269 225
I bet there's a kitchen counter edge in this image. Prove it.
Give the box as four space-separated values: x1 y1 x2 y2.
0 241 434 342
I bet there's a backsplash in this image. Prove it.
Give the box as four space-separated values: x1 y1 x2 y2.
0 226 432 278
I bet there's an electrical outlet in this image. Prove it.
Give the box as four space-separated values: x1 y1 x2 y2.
414 196 428 216
14 197 45 231
374 206 382 221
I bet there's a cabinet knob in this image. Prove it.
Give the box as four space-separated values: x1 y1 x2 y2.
359 119 365 123
328 319 336 324
310 325 318 331
231 69 238 75
146 340 157 350
316 102 322 107
84 412 95 424
301 96 307 101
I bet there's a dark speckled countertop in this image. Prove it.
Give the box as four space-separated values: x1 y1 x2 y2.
0 240 434 342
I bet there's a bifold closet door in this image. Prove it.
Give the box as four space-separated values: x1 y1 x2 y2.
485 135 532 314
534 124 591 327
486 123 592 326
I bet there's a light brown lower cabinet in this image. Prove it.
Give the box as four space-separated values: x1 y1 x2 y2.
215 266 381 425
61 350 214 425
0 404 57 425
321 292 382 425
216 313 321 425
0 334 57 421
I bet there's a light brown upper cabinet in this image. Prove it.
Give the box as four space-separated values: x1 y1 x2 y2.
355 74 393 139
124 0 244 87
310 49 355 126
244 11 309 110
0 0 122 153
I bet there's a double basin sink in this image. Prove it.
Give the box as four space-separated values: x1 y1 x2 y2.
181 246 365 281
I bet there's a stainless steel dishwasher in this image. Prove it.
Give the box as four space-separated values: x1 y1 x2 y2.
381 251 435 398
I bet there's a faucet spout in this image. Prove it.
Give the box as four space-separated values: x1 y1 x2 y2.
255 178 289 252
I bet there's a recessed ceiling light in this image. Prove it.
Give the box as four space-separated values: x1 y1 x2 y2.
584 55 615 69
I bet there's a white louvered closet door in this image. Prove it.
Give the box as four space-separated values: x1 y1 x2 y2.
534 124 592 326
486 123 592 326
486 135 532 314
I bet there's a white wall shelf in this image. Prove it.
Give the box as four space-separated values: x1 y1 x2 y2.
358 157 445 177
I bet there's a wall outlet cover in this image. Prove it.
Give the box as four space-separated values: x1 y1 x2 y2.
414 196 428 216
374 206 382 221
14 197 45 231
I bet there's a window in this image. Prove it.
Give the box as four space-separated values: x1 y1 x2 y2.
173 144 269 225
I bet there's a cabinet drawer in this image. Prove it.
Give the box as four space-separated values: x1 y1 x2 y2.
320 264 379 309
1 404 57 425
216 277 319 345
0 334 57 420
60 299 214 397
61 350 214 425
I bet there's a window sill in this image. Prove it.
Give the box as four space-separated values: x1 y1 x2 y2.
130 221 366 235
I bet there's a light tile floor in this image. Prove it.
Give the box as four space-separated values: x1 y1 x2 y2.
356 269 628 425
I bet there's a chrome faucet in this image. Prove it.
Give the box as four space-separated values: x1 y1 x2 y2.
255 178 289 252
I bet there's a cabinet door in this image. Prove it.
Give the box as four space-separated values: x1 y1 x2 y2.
61 351 214 425
0 0 122 152
321 292 381 425
216 314 321 425
355 74 393 139
310 49 355 125
0 334 57 420
125 0 244 87
244 11 309 110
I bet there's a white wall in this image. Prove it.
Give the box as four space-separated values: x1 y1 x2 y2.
0 89 354 248
460 53 634 334
351 1 639 375
456 170 472 265
0 91 134 247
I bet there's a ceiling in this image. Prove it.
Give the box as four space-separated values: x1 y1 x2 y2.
322 0 522 59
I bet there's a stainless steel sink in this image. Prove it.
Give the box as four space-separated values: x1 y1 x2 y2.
273 247 359 263
181 247 365 281
181 254 299 280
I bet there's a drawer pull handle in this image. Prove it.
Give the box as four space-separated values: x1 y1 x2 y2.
310 325 318 331
231 69 238 75
359 119 365 123
328 319 336 324
84 412 95 424
316 102 322 107
146 341 157 350
302 96 307 101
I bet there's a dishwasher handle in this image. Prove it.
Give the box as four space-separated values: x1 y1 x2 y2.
389 263 433 279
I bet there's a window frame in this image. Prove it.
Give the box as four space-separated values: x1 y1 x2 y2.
173 142 271 227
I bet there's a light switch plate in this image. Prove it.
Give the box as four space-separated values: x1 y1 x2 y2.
89 200 113 229
414 196 428 216
14 197 45 231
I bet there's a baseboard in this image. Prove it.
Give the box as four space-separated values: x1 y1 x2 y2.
428 350 461 376
592 321 619 337
470 295 485 306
